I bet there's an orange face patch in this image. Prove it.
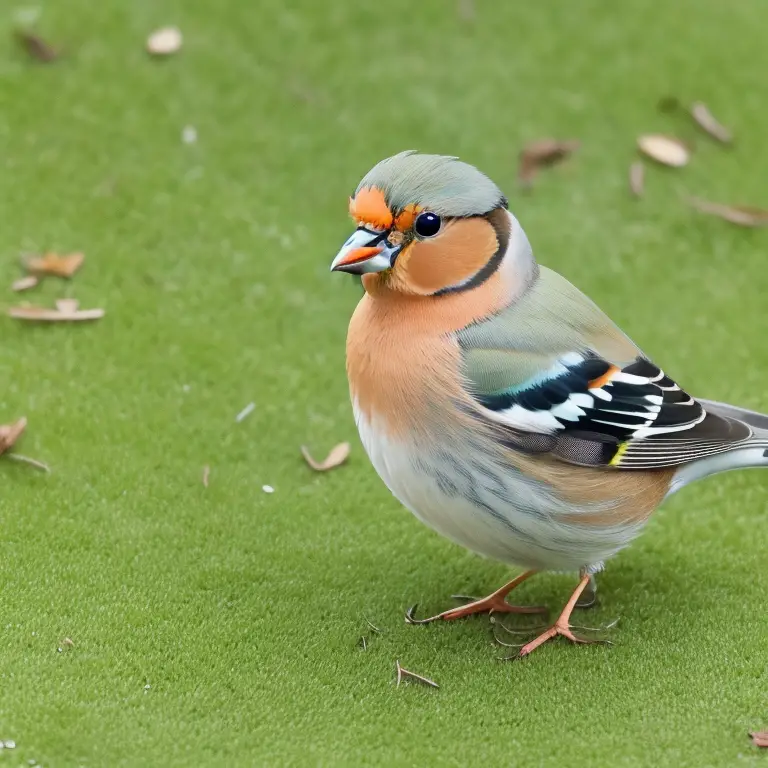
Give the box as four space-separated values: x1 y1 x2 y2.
396 218 498 295
349 189 423 233
394 203 422 232
349 187 393 230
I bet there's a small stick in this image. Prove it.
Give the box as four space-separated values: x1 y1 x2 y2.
5 453 50 472
359 636 367 651
202 465 210 487
491 616 549 636
364 618 382 634
570 618 620 633
235 402 255 423
395 660 439 689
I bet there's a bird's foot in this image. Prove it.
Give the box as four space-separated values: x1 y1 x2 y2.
405 570 546 625
503 573 613 659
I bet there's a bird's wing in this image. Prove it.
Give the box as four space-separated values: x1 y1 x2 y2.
457 267 754 469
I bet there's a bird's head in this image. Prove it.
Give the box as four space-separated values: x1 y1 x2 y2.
331 151 533 297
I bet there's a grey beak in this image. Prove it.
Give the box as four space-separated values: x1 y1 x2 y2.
331 227 400 274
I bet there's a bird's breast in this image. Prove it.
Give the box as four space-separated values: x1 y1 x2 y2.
346 294 467 440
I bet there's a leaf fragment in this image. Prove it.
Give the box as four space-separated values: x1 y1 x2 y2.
518 139 580 188
749 731 768 748
0 418 27 456
55 298 80 314
690 102 732 144
202 465 210 488
12 275 39 292
637 134 690 167
687 198 768 227
146 26 182 56
8 300 105 322
15 29 59 62
301 442 350 472
25 252 84 278
629 162 645 198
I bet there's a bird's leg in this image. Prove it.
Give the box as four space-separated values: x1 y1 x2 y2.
405 570 546 624
575 572 598 609
509 573 611 659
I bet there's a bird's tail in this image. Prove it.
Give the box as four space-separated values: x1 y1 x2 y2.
667 398 768 496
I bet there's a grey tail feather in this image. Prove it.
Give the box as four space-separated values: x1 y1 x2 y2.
667 398 768 496
698 397 768 439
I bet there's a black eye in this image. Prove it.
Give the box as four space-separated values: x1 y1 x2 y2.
414 211 441 238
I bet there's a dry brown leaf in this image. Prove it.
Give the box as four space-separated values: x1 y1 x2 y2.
25 252 84 278
146 26 182 56
12 275 39 292
518 139 580 188
0 417 27 456
637 134 690 167
687 198 768 227
690 102 732 144
15 30 59 62
55 298 80 314
629 162 645 198
750 731 768 748
301 442 350 472
8 300 105 322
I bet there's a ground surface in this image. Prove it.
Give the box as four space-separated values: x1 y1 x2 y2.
1 1 768 766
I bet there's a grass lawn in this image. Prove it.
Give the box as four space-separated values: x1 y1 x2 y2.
2 0 768 765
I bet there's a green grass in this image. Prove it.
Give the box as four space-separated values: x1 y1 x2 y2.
1 1 768 765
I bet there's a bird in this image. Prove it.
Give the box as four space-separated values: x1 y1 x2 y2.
330 150 768 658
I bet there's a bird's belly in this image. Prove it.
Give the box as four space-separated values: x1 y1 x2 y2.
354 406 647 572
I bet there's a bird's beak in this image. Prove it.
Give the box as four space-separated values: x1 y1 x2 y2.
330 227 399 274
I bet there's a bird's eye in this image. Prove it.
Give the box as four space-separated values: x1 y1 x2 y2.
414 211 441 238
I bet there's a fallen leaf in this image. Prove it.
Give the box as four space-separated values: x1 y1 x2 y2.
750 731 768 748
629 162 645 198
687 197 768 227
0 417 27 456
55 298 80 314
301 442 350 472
15 29 59 62
637 134 690 167
146 26 182 56
62 637 74 647
202 465 210 488
12 275 39 292
518 139 580 188
690 102 732 144
8 300 105 322
25 252 84 278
